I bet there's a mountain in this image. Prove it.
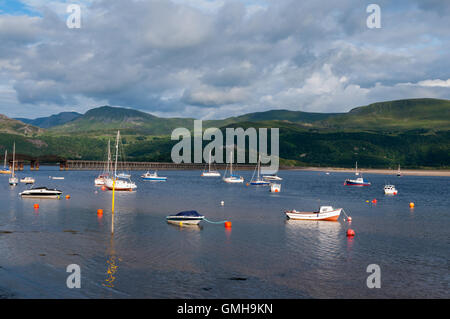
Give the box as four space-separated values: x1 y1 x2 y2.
49 106 195 136
206 109 341 127
321 98 450 131
0 114 42 136
15 112 82 128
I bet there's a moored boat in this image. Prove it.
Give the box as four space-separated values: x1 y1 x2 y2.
223 149 244 184
270 183 281 193
344 177 371 186
141 171 167 181
201 150 221 177
166 210 205 225
8 143 17 186
0 150 10 174
285 206 342 221
19 187 62 199
384 184 398 195
263 174 282 181
250 155 271 186
20 177 35 184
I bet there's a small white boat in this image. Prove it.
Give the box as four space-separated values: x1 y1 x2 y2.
344 177 371 186
95 174 108 186
50 176 65 180
20 177 35 184
141 171 167 181
202 150 221 177
384 184 398 195
263 174 283 181
250 155 271 186
270 183 281 193
223 149 244 184
104 131 137 191
19 187 62 199
397 165 402 177
166 210 205 226
285 206 342 221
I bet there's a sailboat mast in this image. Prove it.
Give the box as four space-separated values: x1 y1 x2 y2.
11 143 15 177
107 139 111 175
230 150 233 175
257 154 261 179
4 150 7 168
208 150 211 172
114 131 119 178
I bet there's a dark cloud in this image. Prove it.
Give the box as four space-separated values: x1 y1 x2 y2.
0 0 449 118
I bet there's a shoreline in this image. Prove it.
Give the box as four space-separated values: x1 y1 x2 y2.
285 167 450 177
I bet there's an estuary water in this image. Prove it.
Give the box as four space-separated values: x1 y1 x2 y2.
0 167 448 298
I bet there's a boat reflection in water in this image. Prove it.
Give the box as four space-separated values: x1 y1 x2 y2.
104 235 121 288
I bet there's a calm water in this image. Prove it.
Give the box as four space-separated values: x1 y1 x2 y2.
0 167 448 298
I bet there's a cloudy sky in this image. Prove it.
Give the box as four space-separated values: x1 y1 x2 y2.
0 0 449 119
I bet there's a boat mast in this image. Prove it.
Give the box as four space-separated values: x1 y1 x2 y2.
230 150 233 176
107 139 111 175
114 131 119 179
3 150 6 169
11 143 15 177
208 150 212 172
257 154 261 180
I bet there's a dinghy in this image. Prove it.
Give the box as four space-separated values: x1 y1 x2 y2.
285 206 342 221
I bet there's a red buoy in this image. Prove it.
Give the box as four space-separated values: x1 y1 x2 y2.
224 221 232 228
34 204 39 209
372 199 377 204
97 209 103 215
101 186 106 191
347 229 355 237
347 216 352 222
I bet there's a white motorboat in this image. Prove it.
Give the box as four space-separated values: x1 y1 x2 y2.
141 171 167 181
19 187 62 199
201 150 221 177
20 177 35 184
166 210 205 226
285 206 342 221
263 174 283 181
223 149 244 184
384 184 398 195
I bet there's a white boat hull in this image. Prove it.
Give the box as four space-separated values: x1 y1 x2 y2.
223 177 244 183
202 172 221 177
104 178 137 191
285 208 342 221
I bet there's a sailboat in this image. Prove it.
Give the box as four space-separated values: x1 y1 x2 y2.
201 150 220 177
223 149 244 184
95 139 112 186
354 161 359 176
397 165 402 177
104 131 137 191
8 143 18 186
250 155 270 186
0 150 11 174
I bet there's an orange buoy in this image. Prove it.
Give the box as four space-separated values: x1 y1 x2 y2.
409 202 415 208
97 209 103 215
372 199 377 204
34 204 39 209
246 183 249 186
347 229 355 237
65 195 70 199
101 186 106 191
224 221 232 228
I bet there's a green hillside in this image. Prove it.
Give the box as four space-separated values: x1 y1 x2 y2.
321 98 450 131
0 115 42 136
15 111 82 128
49 106 195 136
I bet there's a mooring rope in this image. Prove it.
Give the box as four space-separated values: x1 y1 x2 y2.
342 208 351 220
203 218 227 224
